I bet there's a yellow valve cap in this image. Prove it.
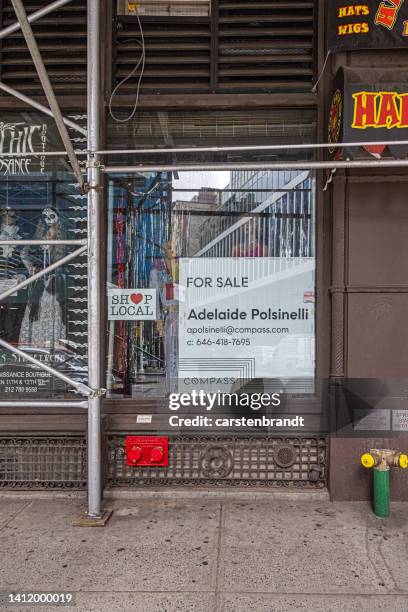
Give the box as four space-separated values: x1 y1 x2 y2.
399 454 408 469
361 453 375 469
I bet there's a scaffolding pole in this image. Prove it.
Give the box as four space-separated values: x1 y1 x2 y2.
2 139 408 158
103 159 408 173
0 401 88 408
0 0 107 524
86 0 104 520
95 140 408 155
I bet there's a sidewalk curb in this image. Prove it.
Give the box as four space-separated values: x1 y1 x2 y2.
0 487 330 502
104 487 330 502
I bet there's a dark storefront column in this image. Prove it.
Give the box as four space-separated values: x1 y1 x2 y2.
328 46 408 500
330 171 408 501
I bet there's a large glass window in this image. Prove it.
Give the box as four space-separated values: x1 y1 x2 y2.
0 113 88 399
106 168 315 398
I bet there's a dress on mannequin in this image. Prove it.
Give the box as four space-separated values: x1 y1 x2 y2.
0 207 29 343
19 208 66 349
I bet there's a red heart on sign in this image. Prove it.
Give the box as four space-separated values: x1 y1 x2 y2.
130 293 144 305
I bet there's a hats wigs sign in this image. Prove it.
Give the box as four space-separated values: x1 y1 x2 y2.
352 91 408 129
328 1 408 53
328 67 408 159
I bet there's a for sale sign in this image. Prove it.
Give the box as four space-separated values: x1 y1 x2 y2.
178 258 315 389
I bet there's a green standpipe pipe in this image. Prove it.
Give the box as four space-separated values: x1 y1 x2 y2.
373 466 390 518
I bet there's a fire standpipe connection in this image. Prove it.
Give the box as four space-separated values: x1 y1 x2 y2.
361 449 408 518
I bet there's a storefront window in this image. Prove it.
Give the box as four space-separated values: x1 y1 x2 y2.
106 168 315 398
0 114 88 399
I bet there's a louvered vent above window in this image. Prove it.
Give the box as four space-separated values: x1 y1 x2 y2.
114 0 316 95
218 0 315 92
115 10 211 93
0 0 87 97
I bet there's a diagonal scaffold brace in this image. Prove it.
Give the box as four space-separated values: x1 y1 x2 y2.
0 0 73 40
10 0 86 193
0 337 94 397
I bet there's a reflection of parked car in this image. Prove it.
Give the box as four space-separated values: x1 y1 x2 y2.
0 345 89 396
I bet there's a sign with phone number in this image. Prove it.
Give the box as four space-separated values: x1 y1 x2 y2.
178 258 315 390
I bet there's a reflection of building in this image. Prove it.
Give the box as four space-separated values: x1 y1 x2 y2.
173 188 219 256
107 171 172 391
198 170 313 258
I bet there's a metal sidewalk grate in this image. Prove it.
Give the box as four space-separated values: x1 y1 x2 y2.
0 437 87 489
0 435 327 489
107 435 327 488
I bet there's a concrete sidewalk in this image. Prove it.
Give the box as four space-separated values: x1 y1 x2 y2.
0 491 408 612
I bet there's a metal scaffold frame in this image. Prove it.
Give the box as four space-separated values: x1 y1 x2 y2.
0 0 106 522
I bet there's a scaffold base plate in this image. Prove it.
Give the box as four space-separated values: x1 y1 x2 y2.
72 509 113 527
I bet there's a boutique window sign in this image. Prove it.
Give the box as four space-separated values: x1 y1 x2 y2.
0 114 88 398
0 120 48 176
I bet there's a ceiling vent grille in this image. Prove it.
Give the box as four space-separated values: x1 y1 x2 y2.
115 4 211 93
217 0 316 92
114 0 316 95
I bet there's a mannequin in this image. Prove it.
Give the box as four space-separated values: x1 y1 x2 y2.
0 207 29 342
19 207 66 349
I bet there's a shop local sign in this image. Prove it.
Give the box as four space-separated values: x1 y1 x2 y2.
108 289 156 320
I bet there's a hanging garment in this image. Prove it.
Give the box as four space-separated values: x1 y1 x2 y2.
19 242 66 350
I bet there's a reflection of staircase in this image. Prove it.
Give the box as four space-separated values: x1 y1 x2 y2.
196 171 311 257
